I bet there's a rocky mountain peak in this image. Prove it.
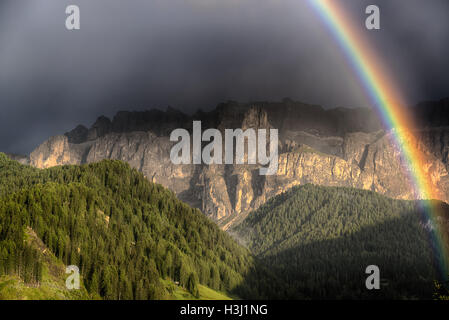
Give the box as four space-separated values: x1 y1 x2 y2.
65 124 88 144
87 116 112 141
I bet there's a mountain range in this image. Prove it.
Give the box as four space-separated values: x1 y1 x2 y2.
18 98 449 229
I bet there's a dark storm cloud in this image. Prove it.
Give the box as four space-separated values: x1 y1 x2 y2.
0 0 448 154
342 0 449 104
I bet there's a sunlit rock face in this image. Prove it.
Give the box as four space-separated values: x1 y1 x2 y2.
28 99 449 228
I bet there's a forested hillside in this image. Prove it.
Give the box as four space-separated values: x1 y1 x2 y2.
233 184 449 299
0 153 255 299
2 151 448 300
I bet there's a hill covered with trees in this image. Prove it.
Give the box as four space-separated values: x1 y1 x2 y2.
232 184 449 299
0 153 256 299
2 152 448 300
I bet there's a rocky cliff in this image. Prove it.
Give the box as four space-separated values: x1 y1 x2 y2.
27 99 449 228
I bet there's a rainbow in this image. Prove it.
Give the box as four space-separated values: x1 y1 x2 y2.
307 0 449 282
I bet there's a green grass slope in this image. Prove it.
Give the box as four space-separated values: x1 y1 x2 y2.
161 278 233 300
0 227 91 300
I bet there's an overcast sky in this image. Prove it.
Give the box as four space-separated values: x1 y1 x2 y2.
0 0 448 154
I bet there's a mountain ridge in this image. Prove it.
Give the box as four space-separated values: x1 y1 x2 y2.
17 98 449 227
